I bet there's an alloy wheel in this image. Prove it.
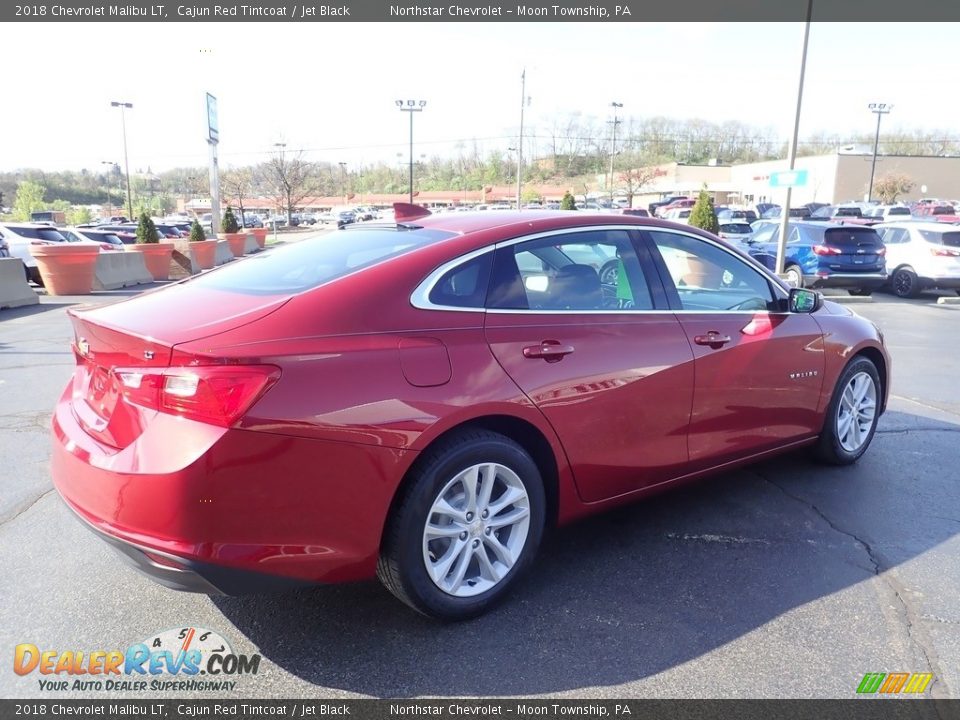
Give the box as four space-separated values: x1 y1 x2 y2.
422 463 531 598
836 371 877 453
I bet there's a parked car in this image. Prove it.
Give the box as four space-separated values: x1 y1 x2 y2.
717 208 758 223
240 214 263 229
717 221 755 246
746 221 887 294
0 222 70 283
662 208 693 223
615 208 650 217
90 225 138 244
648 195 689 217
874 222 960 297
50 206 889 620
333 209 356 227
864 205 912 220
656 198 697 218
911 204 960 223
58 227 124 251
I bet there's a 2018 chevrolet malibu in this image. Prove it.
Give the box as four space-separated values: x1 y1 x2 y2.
51 205 890 620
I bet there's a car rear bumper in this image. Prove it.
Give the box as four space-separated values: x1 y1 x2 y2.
805 273 887 289
51 382 413 591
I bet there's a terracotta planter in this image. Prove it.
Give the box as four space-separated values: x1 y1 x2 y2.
682 257 724 289
222 233 248 258
29 244 99 295
249 228 269 249
128 242 175 280
188 239 219 270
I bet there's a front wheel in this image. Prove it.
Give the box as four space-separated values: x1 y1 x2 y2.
813 357 881 465
378 429 546 620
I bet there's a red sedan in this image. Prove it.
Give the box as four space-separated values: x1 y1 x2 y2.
51 205 889 620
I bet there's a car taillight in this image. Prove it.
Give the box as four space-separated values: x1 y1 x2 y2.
812 244 842 256
931 247 960 257
100 243 116 251
114 365 280 427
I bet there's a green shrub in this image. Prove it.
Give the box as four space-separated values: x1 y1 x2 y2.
135 212 158 244
221 206 240 234
189 220 206 242
688 187 719 234
560 191 577 210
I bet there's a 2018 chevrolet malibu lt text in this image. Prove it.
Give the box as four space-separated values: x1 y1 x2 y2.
51 206 889 620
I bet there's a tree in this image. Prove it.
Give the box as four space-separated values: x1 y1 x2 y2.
12 180 47 221
259 150 317 225
560 191 577 210
872 174 915 204
619 164 661 207
221 168 254 226
136 212 158 244
221 206 240 234
687 186 719 234
66 207 93 225
521 187 542 204
189 220 206 242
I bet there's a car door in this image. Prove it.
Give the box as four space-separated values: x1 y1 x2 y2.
483 227 694 503
644 228 825 468
875 226 910 271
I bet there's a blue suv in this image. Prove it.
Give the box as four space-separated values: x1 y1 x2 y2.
746 221 887 295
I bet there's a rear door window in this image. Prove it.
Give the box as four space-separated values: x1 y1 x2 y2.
919 230 960 248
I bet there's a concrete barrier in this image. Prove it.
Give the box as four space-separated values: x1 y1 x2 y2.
243 234 260 254
215 240 234 266
0 258 39 309
93 252 153 291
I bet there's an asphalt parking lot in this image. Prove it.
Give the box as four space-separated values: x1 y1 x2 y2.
1 285 958 699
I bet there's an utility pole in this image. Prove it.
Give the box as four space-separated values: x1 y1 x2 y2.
516 68 526 211
339 162 348 205
775 0 812 278
867 103 892 203
608 101 623 205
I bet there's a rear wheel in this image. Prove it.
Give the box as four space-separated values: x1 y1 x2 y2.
813 356 881 465
891 267 920 298
378 429 546 620
783 264 803 288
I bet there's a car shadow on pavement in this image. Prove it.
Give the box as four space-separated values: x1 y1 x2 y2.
213 410 960 697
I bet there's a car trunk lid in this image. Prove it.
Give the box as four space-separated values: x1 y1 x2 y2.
820 227 885 272
66 283 290 449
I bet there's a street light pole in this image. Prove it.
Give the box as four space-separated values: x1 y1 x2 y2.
100 161 118 216
339 162 348 205
273 142 286 242
867 103 892 203
516 69 526 211
110 101 134 220
608 101 623 205
396 100 426 204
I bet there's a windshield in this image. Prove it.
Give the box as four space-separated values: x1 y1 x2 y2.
5 226 67 242
187 226 455 295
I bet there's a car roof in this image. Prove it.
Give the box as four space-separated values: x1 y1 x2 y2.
875 221 955 231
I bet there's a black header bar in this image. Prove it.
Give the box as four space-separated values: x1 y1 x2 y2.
5 0 960 22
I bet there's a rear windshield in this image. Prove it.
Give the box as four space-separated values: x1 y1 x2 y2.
720 223 752 234
888 207 911 216
187 226 455 295
5 227 66 242
919 230 960 247
834 207 862 217
824 228 882 246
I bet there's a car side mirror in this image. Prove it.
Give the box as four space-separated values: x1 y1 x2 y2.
788 287 821 313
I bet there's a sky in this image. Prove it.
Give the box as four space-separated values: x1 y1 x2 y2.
5 22 959 173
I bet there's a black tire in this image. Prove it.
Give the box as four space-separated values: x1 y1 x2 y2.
784 264 803 288
600 260 619 286
813 356 881 465
891 267 920 298
848 288 873 296
377 429 546 621
27 266 43 287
